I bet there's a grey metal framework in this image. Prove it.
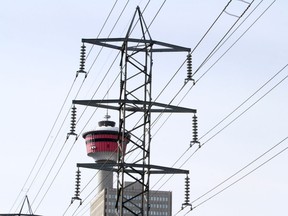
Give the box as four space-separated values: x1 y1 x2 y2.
0 196 42 216
0 215 42 216
74 6 196 216
0 214 41 216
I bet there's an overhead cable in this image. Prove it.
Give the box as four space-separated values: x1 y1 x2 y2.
86 0 119 59
153 61 288 203
24 1 124 211
153 0 276 181
10 76 78 213
184 135 288 214
193 0 254 76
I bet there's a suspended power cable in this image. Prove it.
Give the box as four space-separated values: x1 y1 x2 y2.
59 1 278 216
33 137 77 212
136 5 281 211
193 0 254 76
121 0 259 191
64 148 121 215
152 0 277 179
181 63 288 169
85 0 130 78
20 2 126 211
47 1 274 214
145 0 249 170
10 1 123 212
195 0 275 82
86 0 119 59
61 3 156 213
194 0 275 86
60 65 123 215
191 0 233 54
29 104 75 206
31 135 71 207
9 1 240 215
152 61 288 207
191 133 288 206
33 65 121 211
63 1 171 214
150 0 262 139
71 0 158 166
70 157 117 216
146 0 166 29
199 6 277 139
10 76 78 213
71 0 282 215
174 63 288 214
161 0 270 117
184 135 288 214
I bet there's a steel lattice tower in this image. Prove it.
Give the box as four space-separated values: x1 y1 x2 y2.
74 7 196 216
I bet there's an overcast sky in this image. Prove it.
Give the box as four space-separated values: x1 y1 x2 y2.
1 0 288 215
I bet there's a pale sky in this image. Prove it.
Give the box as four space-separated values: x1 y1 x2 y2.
1 1 288 216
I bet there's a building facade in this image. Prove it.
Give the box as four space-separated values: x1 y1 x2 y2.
90 182 172 216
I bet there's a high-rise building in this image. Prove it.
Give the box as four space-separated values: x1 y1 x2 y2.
90 181 172 216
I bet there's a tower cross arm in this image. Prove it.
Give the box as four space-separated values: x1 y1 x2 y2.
73 99 196 113
82 38 191 52
77 162 189 175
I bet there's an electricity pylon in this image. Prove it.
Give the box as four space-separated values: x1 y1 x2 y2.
74 7 196 215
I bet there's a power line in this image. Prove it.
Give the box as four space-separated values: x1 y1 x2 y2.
149 0 263 188
34 137 78 212
73 0 284 215
172 62 288 214
195 0 275 84
82 2 240 209
187 135 288 214
191 0 233 54
153 0 277 180
191 134 288 206
153 60 288 214
122 2 283 215
86 0 119 59
13 1 126 212
10 76 78 213
86 0 130 77
150 0 264 142
69 0 282 215
59 1 176 215
193 0 254 76
201 63 288 147
26 1 279 215
95 0 247 209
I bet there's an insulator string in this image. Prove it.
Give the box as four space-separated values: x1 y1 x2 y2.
190 114 200 148
67 105 77 138
185 53 194 84
182 174 192 210
71 168 82 205
76 43 87 77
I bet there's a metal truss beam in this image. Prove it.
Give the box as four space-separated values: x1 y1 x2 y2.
82 38 191 52
77 162 189 175
0 215 42 216
73 99 196 113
